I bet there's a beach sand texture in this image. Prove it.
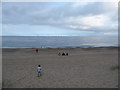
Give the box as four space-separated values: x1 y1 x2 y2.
2 47 118 88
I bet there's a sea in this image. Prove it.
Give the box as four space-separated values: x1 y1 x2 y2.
1 36 118 48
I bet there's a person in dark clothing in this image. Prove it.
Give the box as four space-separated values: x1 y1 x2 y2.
66 53 68 56
62 53 65 56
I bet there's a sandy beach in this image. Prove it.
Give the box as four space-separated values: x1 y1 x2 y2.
2 47 118 88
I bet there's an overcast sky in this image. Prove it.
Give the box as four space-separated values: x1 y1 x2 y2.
2 2 118 36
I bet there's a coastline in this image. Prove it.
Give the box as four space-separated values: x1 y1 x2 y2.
1 46 119 49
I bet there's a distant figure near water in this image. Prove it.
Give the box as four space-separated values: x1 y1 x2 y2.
36 49 38 53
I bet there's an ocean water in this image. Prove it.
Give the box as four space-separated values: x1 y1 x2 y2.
2 36 118 48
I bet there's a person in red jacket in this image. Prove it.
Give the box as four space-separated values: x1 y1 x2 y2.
36 49 38 53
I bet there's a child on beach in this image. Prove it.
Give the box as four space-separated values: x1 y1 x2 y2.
37 65 42 77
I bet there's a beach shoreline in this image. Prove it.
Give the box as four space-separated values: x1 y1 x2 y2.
1 46 119 49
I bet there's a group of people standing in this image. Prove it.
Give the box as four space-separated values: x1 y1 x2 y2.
58 52 68 56
36 49 69 56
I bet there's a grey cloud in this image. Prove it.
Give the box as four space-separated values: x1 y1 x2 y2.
2 2 118 33
2 2 112 24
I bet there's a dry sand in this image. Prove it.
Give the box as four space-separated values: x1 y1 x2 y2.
2 47 118 88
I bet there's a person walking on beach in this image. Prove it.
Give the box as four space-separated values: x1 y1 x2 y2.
36 49 38 53
37 65 42 77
